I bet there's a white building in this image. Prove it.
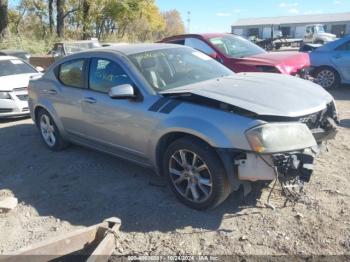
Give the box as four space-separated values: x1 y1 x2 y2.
231 12 350 39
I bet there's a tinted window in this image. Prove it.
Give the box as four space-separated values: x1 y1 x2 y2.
185 38 216 55
58 59 85 88
89 58 132 93
168 39 185 45
0 59 37 77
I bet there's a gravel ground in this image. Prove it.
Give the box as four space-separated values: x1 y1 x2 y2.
0 89 349 256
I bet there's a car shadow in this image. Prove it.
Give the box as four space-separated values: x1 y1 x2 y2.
0 122 263 233
0 116 31 124
328 85 350 101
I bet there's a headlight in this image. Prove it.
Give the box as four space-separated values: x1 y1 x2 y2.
245 123 317 153
0 92 11 99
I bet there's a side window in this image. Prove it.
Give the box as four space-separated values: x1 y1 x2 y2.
336 41 350 51
58 59 85 88
168 39 185 45
185 38 215 55
89 58 133 93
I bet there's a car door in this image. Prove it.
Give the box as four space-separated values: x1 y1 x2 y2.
332 40 350 82
51 58 88 136
80 57 154 164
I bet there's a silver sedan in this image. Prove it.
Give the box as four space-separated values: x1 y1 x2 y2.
28 44 338 209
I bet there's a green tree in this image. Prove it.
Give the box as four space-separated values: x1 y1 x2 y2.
162 9 185 38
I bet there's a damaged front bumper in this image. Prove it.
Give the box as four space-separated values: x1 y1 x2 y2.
234 148 316 183
217 102 338 195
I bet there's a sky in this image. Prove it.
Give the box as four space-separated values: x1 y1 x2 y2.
155 0 350 33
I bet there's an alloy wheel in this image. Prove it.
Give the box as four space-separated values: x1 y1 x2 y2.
40 114 56 147
169 149 213 203
316 69 336 89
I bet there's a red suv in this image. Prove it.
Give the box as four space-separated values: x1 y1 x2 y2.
160 33 310 77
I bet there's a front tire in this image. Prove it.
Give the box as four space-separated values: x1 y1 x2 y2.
314 67 340 89
163 137 231 210
37 109 68 151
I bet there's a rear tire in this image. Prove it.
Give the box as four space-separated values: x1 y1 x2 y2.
37 109 69 151
163 137 231 210
314 67 340 89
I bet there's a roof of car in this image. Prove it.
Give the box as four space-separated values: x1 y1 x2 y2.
0 50 28 54
161 33 230 41
0 55 22 61
94 43 182 55
55 40 99 44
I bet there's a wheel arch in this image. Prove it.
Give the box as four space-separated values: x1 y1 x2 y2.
312 65 341 83
155 132 214 177
155 131 242 194
33 103 66 137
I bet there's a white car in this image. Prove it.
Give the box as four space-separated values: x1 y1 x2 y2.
0 56 41 117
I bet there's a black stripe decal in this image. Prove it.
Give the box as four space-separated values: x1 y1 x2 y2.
148 97 171 112
159 100 182 114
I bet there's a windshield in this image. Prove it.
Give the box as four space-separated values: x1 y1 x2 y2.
128 47 233 91
0 59 37 77
315 25 325 33
209 34 266 58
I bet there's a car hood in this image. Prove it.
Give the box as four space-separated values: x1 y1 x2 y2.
319 33 337 39
0 73 41 91
238 52 310 73
160 73 333 117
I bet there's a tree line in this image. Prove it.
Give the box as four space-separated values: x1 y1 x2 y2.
0 0 185 44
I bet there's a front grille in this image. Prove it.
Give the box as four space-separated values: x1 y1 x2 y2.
0 108 13 113
16 94 28 101
13 87 27 92
298 110 325 129
298 102 337 130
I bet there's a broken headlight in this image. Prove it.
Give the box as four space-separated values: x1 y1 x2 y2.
245 123 317 153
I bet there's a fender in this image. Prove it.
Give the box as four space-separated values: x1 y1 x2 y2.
149 115 256 165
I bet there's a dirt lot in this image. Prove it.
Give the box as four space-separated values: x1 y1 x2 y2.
0 89 350 256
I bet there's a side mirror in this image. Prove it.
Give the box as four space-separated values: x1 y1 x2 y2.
36 66 45 73
109 84 135 99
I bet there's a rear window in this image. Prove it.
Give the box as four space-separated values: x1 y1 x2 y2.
58 59 85 88
0 59 37 77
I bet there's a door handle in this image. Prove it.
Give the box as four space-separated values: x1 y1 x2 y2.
82 97 97 104
43 89 57 95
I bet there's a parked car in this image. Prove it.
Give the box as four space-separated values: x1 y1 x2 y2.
49 40 102 59
0 56 41 117
0 50 31 63
101 43 128 47
310 35 350 89
299 43 323 53
160 33 310 77
30 40 102 71
28 44 338 209
304 24 337 44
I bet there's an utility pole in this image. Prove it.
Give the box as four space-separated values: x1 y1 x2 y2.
187 11 191 33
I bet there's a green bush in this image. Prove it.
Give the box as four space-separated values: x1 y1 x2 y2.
0 35 57 55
